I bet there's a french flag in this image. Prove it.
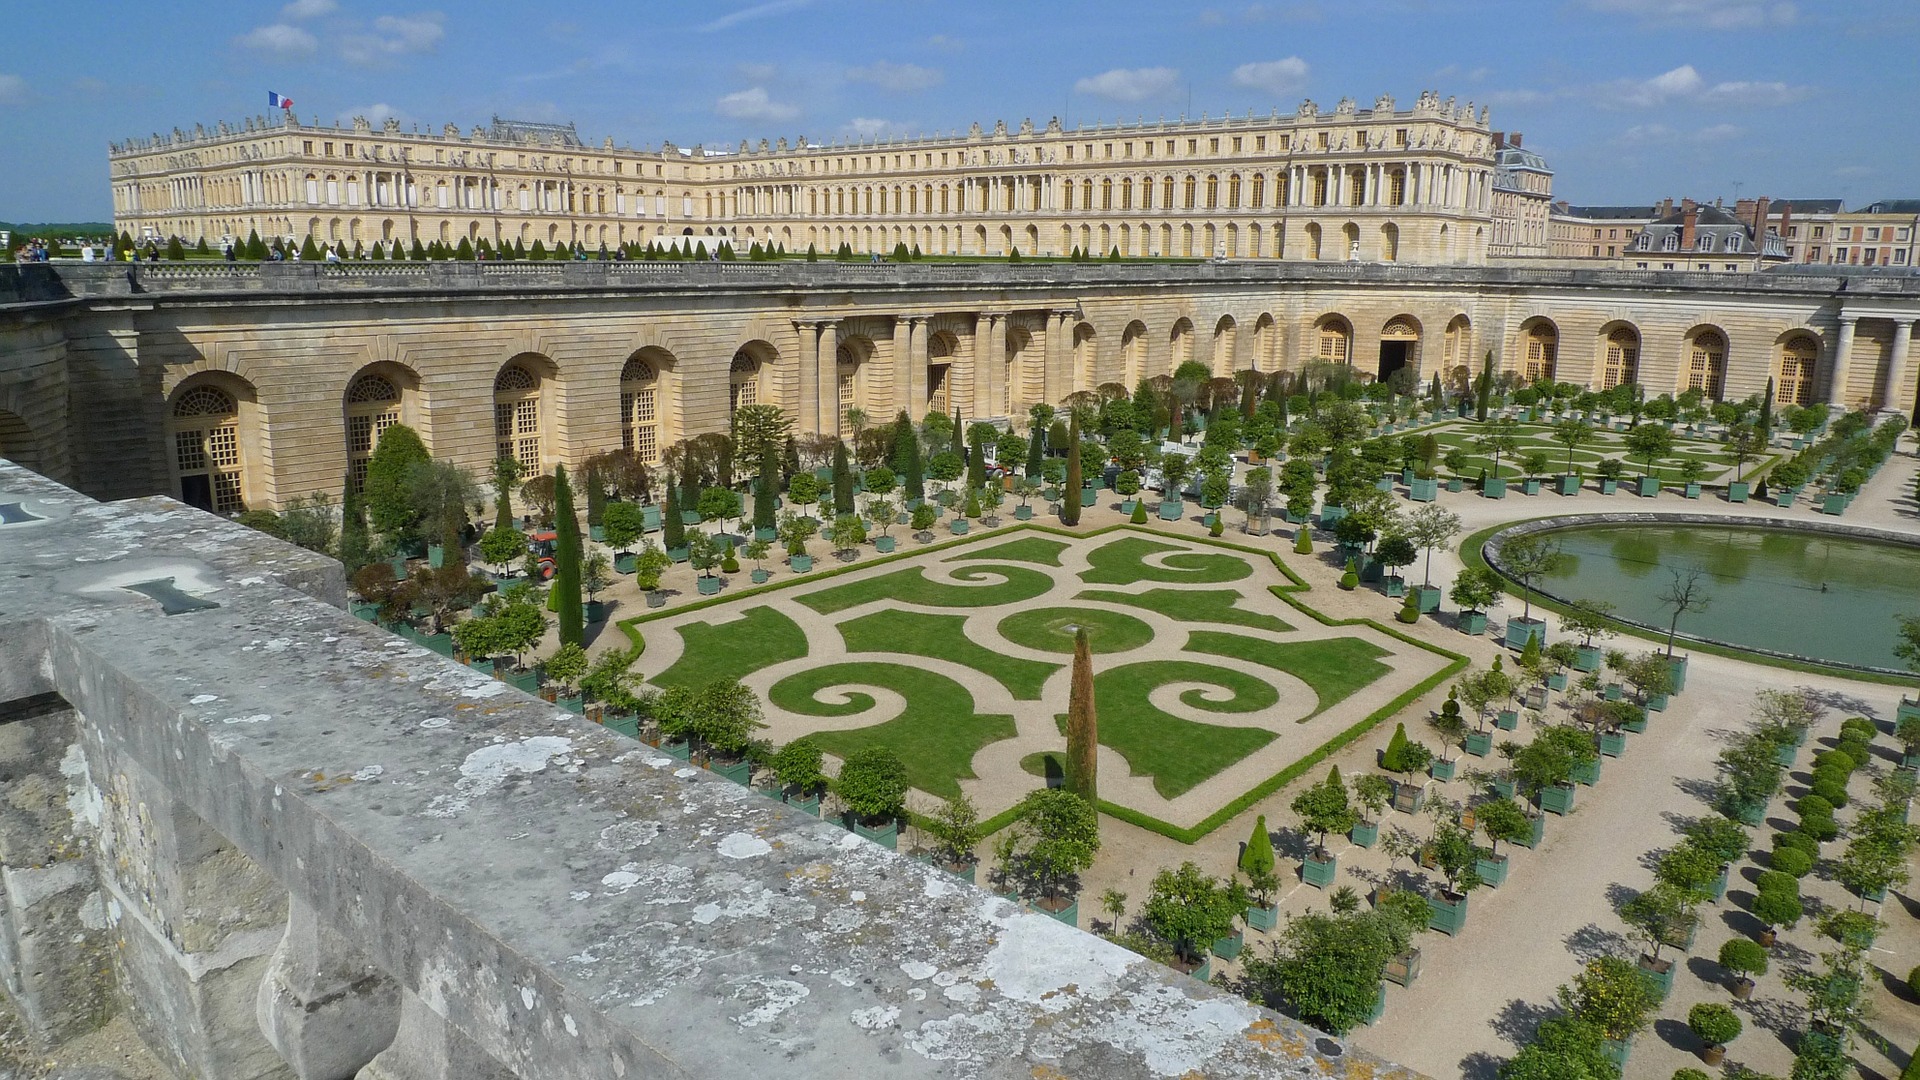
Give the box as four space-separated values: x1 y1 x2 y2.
268 91 293 110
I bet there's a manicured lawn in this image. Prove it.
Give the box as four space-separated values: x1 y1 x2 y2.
650 606 808 689
770 662 1016 800
1184 631 1391 718
1070 660 1279 798
797 562 1055 615
1076 587 1293 633
997 607 1154 654
838 608 1060 699
1079 536 1253 585
1425 421 1762 484
947 536 1070 567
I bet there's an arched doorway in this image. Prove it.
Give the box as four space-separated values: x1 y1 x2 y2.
729 350 763 418
1169 318 1195 373
169 381 249 514
1599 324 1640 390
621 352 666 464
1312 315 1352 366
493 359 546 472
836 337 874 435
1519 319 1558 382
1212 315 1238 374
1777 332 1819 407
1684 327 1727 400
1379 316 1421 384
1120 321 1145 386
1076 323 1100 393
927 331 956 415
1443 315 1472 394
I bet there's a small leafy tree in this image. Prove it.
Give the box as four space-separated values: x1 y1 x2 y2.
1008 788 1100 908
1291 766 1358 858
1141 861 1244 964
1495 533 1564 621
927 792 981 870
771 738 826 797
836 745 909 824
1425 808 1484 896
1239 815 1278 907
1352 774 1393 825
1558 955 1658 1043
1475 797 1533 857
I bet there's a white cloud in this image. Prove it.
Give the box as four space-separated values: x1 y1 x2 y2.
1617 121 1744 144
0 74 24 105
1230 57 1310 96
845 61 943 93
1832 164 1874 178
1073 67 1180 103
341 13 445 66
1699 79 1810 106
1578 0 1795 29
234 23 319 57
1696 122 1744 140
699 0 809 33
843 118 893 139
1586 65 1810 109
926 34 964 52
716 87 799 122
737 62 778 83
1483 88 1554 107
281 0 337 18
337 103 411 127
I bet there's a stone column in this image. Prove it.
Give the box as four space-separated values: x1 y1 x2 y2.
906 317 927 418
890 317 913 416
257 899 400 1079
1885 320 1916 416
1829 315 1858 407
795 320 821 436
818 321 840 436
1046 310 1073 400
980 313 1006 418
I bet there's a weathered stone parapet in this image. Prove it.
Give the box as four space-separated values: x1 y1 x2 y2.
0 459 1423 1079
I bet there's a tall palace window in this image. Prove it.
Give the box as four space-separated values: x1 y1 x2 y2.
1523 324 1558 382
1688 331 1727 400
345 373 400 491
1602 328 1639 390
493 364 541 469
620 357 660 464
729 352 760 417
1779 335 1818 406
171 385 245 515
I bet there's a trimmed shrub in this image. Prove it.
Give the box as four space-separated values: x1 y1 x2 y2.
1753 869 1798 897
1810 762 1850 789
1129 501 1148 524
1909 965 1920 999
1771 846 1814 878
1812 748 1855 774
1837 738 1873 767
1809 779 1848 809
1796 793 1834 820
1840 717 1878 741
1773 830 1819 858
1801 811 1839 842
1294 530 1312 554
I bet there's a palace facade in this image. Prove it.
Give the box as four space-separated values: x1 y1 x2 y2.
1 260 1917 515
109 92 1515 266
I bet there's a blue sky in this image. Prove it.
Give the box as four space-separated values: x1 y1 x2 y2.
4 0 1916 221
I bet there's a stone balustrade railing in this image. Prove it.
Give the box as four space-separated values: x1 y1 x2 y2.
0 459 1411 1080
4 257 1917 306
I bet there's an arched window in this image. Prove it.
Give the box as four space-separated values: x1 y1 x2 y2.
1101 178 1113 211
493 364 541 470
1779 335 1817 406
1603 327 1639 390
1205 175 1219 209
345 372 401 491
927 333 954 414
1162 177 1175 209
621 357 660 464
729 352 760 417
1081 178 1094 211
1249 173 1264 208
1184 176 1197 210
1315 318 1351 364
1688 330 1727 400
1120 177 1132 211
1523 323 1558 381
171 384 245 514
1226 174 1241 209
835 344 860 432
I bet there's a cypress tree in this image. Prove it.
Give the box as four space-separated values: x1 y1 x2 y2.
662 473 686 551
831 439 854 515
195 237 210 255
899 424 925 503
338 472 371 576
1476 351 1493 422
1429 372 1443 404
300 235 321 261
245 230 266 260
584 460 605 530
363 423 430 546
552 465 584 647
410 238 426 260
455 236 474 260
369 242 386 261
1240 815 1275 895
968 437 987 490
1065 627 1098 805
1758 377 1775 441
165 235 185 260
950 409 964 458
754 449 778 533
890 411 916 472
806 243 818 262
530 239 548 260
1025 421 1045 478
1381 722 1410 775
1063 415 1083 526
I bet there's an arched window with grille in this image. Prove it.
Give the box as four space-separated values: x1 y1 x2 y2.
493 364 542 470
729 352 760 417
171 384 246 515
1522 323 1558 382
1226 174 1241 209
1249 173 1264 209
1687 330 1727 400
1315 317 1351 365
620 357 660 464
1602 327 1639 390
345 372 401 491
835 345 859 432
1778 334 1817 405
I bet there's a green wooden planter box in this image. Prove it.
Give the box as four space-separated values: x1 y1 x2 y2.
1013 505 1034 520
1430 758 1457 781
583 599 606 624
1776 491 1796 508
1667 655 1688 691
1637 476 1660 497
1245 903 1279 931
1384 577 1407 598
1645 692 1668 712
1410 477 1438 502
1301 853 1337 888
755 526 778 542
1539 783 1576 815
1492 776 1517 800
1036 897 1078 926
1445 477 1464 492
949 518 970 535
1728 481 1749 502
1495 710 1519 730
660 739 691 760
667 545 690 563
750 568 771 584
1364 982 1388 1025
1375 476 1395 493
1505 617 1546 650
1598 731 1627 757
1459 611 1488 635
1464 730 1493 757
1620 713 1648 734
1412 584 1442 613
1350 820 1379 848
503 667 541 694
696 575 723 595
1599 478 1618 495
419 631 454 657
1318 505 1348 526
789 554 813 572
1081 487 1100 508
1511 813 1546 849
1571 758 1601 786
1210 930 1244 961
1709 865 1728 902
1158 499 1184 521
1573 645 1602 672
1426 891 1469 936
707 758 753 786
1603 683 1624 701
1823 492 1848 515
1392 780 1427 814
1384 949 1421 987
614 553 637 574
1182 957 1211 982
559 695 585 715
1557 474 1581 495
1475 853 1509 888
873 536 896 553
849 816 899 850
1638 956 1674 999
1521 478 1541 495
784 791 821 817
944 861 978 885
1684 482 1702 499
350 600 380 621
603 713 640 738
1482 476 1508 499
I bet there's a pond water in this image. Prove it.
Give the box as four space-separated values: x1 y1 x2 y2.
1528 523 1920 670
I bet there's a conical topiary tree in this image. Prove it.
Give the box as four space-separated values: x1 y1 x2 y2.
584 460 605 532
754 449 778 533
1062 415 1083 526
831 440 854 516
338 472 371 576
1476 351 1494 422
300 235 321 261
1240 814 1277 907
552 465 584 648
1065 627 1098 804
